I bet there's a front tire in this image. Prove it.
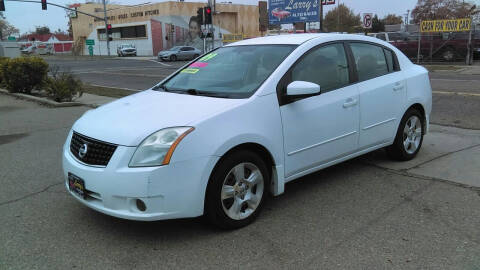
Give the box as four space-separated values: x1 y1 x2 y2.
170 55 177 61
386 108 424 161
205 150 269 229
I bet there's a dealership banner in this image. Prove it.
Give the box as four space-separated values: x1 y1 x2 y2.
420 18 471 33
268 0 320 24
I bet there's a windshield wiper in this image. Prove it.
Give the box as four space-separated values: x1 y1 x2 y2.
185 88 230 98
155 86 229 98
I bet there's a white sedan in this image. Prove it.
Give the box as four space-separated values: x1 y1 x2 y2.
63 34 432 229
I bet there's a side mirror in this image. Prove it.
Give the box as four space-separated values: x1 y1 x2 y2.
286 81 321 97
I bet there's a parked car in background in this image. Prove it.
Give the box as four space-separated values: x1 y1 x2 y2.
158 46 202 61
117 44 137 57
370 31 480 61
20 43 53 55
64 34 432 229
21 45 36 55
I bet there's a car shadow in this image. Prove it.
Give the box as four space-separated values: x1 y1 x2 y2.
78 152 382 240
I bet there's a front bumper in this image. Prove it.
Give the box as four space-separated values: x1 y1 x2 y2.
62 132 219 221
158 55 172 60
121 51 137 55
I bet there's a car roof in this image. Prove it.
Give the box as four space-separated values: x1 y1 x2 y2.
226 33 384 46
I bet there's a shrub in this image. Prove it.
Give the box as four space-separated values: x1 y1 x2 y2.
1 56 49 94
45 66 83 102
0 57 10 86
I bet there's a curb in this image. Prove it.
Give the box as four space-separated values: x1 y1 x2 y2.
0 89 83 108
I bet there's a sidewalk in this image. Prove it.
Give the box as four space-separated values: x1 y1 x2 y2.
0 89 118 108
362 124 480 189
75 93 117 108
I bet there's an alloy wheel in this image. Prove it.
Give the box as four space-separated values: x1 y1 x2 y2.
403 115 422 154
221 162 264 220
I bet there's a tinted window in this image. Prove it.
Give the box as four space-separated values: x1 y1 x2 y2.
384 49 394 72
291 43 349 93
350 43 388 81
376 33 386 41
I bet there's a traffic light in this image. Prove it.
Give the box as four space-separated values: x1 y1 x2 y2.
107 24 112 34
0 0 5 12
196 7 204 25
41 0 47 10
205 7 212 24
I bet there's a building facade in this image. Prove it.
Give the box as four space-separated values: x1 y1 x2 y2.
70 1 262 56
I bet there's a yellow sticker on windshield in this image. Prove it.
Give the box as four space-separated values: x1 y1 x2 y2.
199 53 217 62
181 68 200 74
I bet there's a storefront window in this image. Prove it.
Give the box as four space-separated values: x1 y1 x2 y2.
97 25 147 40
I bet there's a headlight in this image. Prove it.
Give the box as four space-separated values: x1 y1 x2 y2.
129 127 194 167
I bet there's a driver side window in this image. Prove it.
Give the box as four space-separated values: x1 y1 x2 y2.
291 43 350 93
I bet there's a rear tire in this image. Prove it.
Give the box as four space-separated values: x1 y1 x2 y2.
193 54 199 59
386 108 424 161
205 150 269 229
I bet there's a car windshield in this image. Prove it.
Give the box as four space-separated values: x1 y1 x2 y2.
168 46 182 51
156 45 297 98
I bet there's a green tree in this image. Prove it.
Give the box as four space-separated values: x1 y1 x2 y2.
383 14 403 25
372 15 385 32
324 4 361 33
411 0 475 23
34 26 51 35
0 13 19 40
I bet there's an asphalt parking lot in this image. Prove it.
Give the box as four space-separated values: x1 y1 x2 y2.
1 57 480 269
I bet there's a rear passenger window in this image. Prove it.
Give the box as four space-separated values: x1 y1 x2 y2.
350 43 388 81
384 49 394 72
291 43 349 93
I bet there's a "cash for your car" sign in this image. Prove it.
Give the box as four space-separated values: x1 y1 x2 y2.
420 18 471 33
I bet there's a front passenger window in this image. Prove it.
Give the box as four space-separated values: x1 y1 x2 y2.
291 43 349 93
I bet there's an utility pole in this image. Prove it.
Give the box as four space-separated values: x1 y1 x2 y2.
337 0 340 32
102 0 110 56
319 0 323 32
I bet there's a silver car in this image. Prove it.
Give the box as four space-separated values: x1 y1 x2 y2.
157 46 202 61
117 44 137 57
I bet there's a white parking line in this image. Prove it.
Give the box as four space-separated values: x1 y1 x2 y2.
88 84 141 92
430 78 480 82
148 59 172 67
433 90 480 97
72 66 168 74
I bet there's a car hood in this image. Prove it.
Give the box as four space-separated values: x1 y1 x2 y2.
159 51 175 55
72 90 245 146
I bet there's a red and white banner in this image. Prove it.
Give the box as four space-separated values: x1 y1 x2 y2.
322 0 336 5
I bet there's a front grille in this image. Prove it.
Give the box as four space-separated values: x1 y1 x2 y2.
70 132 117 166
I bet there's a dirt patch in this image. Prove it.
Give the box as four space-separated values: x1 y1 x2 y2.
0 133 29 145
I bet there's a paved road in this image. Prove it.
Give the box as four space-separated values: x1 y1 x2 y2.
46 57 187 90
1 94 480 269
44 57 480 130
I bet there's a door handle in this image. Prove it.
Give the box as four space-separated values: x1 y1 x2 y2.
343 98 358 108
393 82 404 91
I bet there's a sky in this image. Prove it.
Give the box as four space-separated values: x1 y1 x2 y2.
2 0 435 34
